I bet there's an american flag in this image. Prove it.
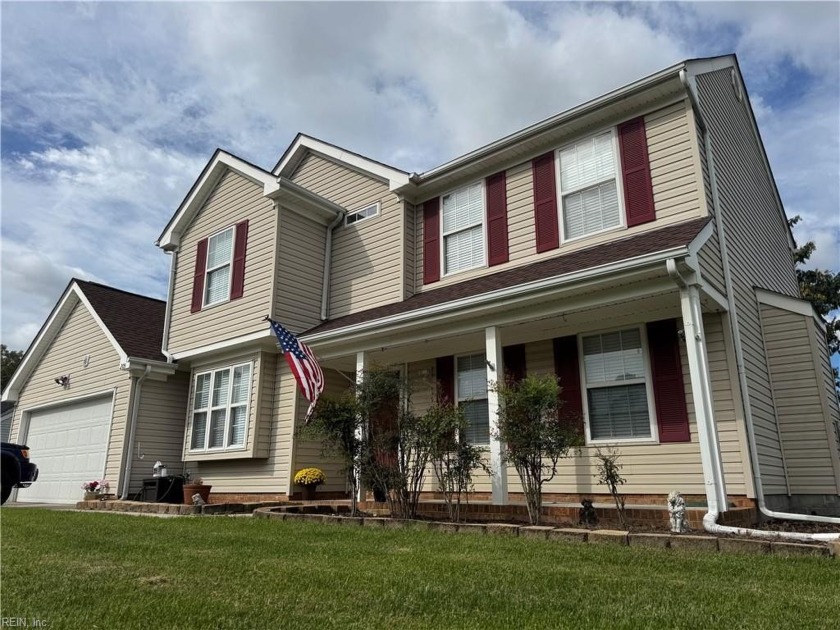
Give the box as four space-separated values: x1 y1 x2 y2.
268 319 324 422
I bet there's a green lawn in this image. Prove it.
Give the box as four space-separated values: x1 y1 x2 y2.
1 509 838 629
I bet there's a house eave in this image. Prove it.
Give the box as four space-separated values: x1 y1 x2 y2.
302 245 691 349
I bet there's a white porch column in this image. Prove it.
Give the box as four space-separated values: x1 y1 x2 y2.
680 283 728 513
354 351 367 504
485 326 508 505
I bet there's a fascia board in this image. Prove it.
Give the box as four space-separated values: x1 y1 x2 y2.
755 287 823 329
272 135 410 189
398 62 687 192
268 177 345 224
302 246 689 346
120 357 179 375
170 329 273 362
157 151 277 249
1 283 128 402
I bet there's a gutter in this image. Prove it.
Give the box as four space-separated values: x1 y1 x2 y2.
120 364 151 500
321 210 346 320
161 249 178 363
678 70 840 539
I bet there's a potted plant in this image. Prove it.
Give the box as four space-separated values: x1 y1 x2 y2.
81 479 101 501
182 472 212 505
294 467 326 500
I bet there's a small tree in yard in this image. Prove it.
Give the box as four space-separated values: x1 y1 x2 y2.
304 393 363 516
356 366 435 520
493 374 582 525
594 448 628 529
425 398 490 522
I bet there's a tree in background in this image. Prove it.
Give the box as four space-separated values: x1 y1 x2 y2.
1 345 24 387
789 216 840 388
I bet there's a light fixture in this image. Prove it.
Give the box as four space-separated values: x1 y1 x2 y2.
486 360 496 371
54 375 70 388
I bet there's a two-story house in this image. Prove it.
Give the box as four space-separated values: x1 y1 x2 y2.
7 54 839 517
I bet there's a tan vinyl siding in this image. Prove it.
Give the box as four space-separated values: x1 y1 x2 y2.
415 100 705 291
695 68 800 494
760 305 840 494
126 372 190 494
192 363 348 495
10 301 132 491
183 350 272 462
403 201 416 299
291 153 403 317
697 221 726 295
412 313 745 498
275 209 326 332
168 170 276 354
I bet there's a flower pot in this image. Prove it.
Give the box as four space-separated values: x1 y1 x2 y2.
84 491 100 501
183 483 212 505
300 485 317 501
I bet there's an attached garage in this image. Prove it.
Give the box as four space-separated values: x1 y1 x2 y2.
3 279 188 504
18 396 113 503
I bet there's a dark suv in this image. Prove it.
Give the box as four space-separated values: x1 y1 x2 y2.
1 442 39 504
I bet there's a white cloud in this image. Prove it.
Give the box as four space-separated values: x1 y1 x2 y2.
0 1 837 353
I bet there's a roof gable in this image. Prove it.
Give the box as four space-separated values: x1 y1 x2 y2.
273 134 410 191
2 280 168 402
157 150 278 250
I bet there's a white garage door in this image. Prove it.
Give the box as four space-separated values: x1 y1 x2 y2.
18 396 113 503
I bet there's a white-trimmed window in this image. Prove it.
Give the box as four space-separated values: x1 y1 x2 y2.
558 130 622 241
190 363 252 451
442 182 485 275
581 328 655 442
204 227 234 306
346 202 379 226
457 353 489 445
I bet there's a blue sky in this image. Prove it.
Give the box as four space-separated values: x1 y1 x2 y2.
1 1 838 358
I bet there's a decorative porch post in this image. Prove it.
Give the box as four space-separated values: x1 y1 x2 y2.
485 326 508 505
679 282 728 513
355 351 367 504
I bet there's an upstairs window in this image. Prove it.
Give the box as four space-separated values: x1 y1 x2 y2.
457 353 489 445
346 202 379 226
558 130 622 241
581 328 654 442
204 227 234 306
190 363 252 451
442 182 484 275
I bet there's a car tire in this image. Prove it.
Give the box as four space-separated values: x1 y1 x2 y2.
1 483 11 505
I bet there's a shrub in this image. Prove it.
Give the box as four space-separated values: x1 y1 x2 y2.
493 373 582 525
594 448 628 529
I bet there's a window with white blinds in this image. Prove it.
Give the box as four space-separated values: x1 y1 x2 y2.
442 182 484 275
190 362 251 451
581 328 654 441
558 130 622 241
204 227 233 306
457 353 489 445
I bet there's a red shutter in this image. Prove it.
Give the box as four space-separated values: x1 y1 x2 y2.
436 356 455 405
485 171 509 266
230 220 249 300
532 152 559 253
190 238 208 313
423 197 441 284
647 319 691 443
618 117 655 227
553 336 584 434
502 344 526 384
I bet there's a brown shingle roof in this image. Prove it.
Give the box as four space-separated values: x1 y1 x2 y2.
304 217 711 337
75 280 167 362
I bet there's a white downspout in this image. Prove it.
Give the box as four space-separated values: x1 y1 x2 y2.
679 69 840 539
321 211 346 321
161 249 178 363
120 364 151 499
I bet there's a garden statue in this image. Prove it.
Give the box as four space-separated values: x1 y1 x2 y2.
667 490 688 533
192 493 206 506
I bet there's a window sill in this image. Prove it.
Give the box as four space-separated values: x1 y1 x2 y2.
183 447 260 462
585 436 658 447
199 296 232 311
561 223 624 246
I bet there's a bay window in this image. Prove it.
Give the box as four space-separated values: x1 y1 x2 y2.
190 362 251 451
